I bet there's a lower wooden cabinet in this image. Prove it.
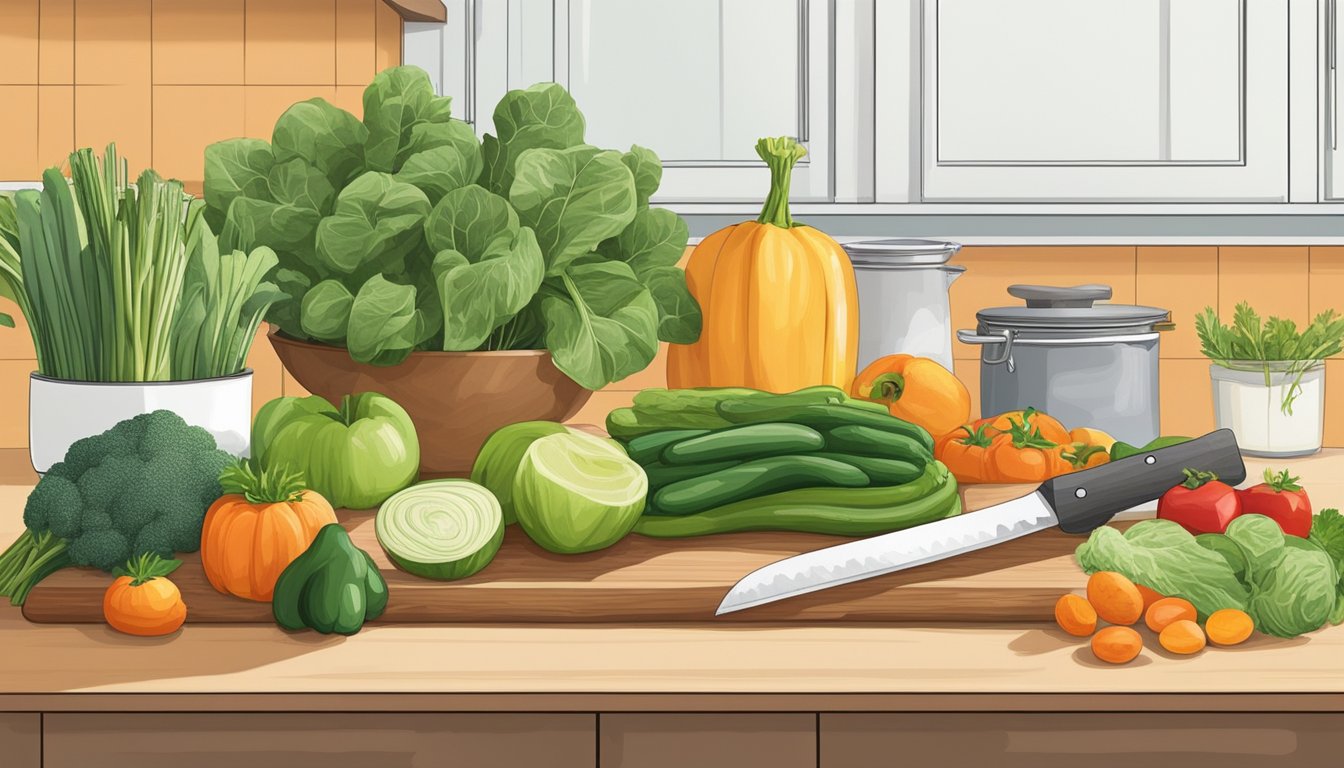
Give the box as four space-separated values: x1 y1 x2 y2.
820 713 1344 768
599 713 816 768
41 713 596 768
0 714 40 768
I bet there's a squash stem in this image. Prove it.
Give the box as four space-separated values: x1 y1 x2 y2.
755 136 808 228
219 458 307 504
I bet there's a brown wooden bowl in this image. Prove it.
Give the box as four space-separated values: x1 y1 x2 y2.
267 328 592 477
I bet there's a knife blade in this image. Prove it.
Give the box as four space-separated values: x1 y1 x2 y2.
715 429 1245 616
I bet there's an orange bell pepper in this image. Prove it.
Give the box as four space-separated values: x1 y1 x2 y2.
935 422 996 483
852 354 971 438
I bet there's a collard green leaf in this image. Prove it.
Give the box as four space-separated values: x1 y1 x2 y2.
510 145 637 276
480 83 586 196
314 172 431 276
362 66 443 172
272 98 368 190
301 279 355 342
540 261 659 390
268 158 336 216
622 145 662 209
425 186 544 351
204 139 275 234
395 120 484 205
347 275 418 366
598 207 687 273
641 265 701 344
221 197 322 255
270 267 315 339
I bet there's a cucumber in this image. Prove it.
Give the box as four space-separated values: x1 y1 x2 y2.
802 452 923 485
823 424 932 463
644 459 741 493
624 429 711 464
650 455 869 516
714 402 934 452
662 423 826 465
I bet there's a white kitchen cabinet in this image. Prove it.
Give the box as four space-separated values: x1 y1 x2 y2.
900 0 1289 203
407 0 839 203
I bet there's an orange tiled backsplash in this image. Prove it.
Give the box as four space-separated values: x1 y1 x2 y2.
2 245 1341 449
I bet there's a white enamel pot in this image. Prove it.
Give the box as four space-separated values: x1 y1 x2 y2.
28 371 253 474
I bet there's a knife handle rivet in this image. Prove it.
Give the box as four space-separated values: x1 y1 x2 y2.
1145 455 1156 465
1075 488 1087 499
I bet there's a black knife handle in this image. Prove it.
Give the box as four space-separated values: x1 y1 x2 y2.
1041 429 1246 534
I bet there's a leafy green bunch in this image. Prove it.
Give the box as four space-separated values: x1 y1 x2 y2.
203 66 701 390
0 146 283 382
1195 302 1344 414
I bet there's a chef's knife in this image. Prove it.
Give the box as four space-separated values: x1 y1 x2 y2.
715 429 1245 615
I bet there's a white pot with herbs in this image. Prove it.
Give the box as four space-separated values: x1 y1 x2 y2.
0 146 282 472
1197 303 1344 457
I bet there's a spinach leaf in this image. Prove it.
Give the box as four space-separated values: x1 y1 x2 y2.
622 145 662 208
314 172 430 277
347 275 418 366
272 98 368 190
594 205 698 343
641 265 701 344
395 121 483 205
510 145 637 276
540 261 659 390
480 83 585 197
300 279 355 343
362 66 449 172
426 186 544 351
203 139 274 234
269 267 314 340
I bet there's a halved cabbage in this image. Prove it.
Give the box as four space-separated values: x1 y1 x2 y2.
513 431 647 554
375 479 504 580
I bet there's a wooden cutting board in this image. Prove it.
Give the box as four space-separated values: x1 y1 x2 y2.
21 484 1106 624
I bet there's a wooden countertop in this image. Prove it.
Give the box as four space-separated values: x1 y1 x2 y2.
4 448 1344 711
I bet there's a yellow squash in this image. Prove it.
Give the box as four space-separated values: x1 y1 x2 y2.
667 137 858 392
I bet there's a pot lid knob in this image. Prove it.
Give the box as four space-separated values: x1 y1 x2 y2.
1007 284 1113 309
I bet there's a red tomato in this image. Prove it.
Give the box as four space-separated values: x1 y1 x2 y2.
1238 468 1312 538
1157 468 1241 535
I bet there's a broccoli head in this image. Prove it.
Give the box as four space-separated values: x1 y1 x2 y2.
18 409 233 573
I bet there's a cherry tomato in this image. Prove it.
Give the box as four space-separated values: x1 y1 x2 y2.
1157 468 1242 535
1238 468 1312 538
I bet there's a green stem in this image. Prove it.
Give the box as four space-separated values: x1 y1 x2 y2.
866 373 906 404
754 137 808 228
0 530 71 606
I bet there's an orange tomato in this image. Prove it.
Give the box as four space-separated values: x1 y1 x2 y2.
935 423 996 483
986 437 1056 483
989 408 1071 445
852 354 972 438
103 554 187 637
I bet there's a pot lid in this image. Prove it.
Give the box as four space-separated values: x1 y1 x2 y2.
842 238 962 267
977 284 1171 329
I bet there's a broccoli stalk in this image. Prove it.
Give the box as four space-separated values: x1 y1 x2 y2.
0 530 72 604
0 410 232 605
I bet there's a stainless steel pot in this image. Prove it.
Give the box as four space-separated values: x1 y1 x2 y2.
956 284 1173 446
843 238 964 372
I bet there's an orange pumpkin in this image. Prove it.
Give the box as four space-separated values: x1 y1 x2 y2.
667 136 859 392
200 461 338 602
103 553 187 637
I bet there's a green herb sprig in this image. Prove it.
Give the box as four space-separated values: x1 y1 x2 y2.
1196 302 1344 414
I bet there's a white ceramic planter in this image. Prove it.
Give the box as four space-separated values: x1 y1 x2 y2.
28 371 253 473
1210 362 1325 458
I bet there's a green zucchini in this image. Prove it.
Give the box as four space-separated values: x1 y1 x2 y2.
714 401 934 452
801 452 923 485
662 423 826 465
623 429 711 464
635 462 961 537
649 455 869 516
643 459 741 493
823 424 932 463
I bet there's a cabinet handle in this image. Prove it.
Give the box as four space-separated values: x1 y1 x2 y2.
797 0 810 143
463 0 477 125
1331 0 1338 150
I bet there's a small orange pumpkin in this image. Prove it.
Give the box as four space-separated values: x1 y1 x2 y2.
200 460 338 602
103 553 187 636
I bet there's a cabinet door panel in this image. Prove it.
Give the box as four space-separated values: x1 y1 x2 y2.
920 0 1286 201
43 713 596 768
